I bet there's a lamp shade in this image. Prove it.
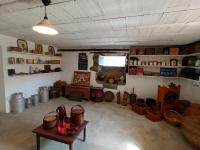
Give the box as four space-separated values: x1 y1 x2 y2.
32 18 58 35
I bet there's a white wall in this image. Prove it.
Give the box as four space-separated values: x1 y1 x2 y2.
0 46 6 112
61 52 200 103
0 34 62 113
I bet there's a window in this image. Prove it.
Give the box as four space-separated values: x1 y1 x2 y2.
99 55 126 67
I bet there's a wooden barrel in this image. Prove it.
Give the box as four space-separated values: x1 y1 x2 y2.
71 105 85 126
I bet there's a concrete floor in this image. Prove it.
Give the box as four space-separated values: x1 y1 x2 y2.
0 97 194 150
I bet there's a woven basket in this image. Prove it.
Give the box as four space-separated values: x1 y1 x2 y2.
181 116 200 149
145 109 162 122
132 104 147 115
164 110 183 127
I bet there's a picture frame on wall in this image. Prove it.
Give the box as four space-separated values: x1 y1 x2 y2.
17 39 28 52
48 46 55 56
78 53 88 70
35 44 43 54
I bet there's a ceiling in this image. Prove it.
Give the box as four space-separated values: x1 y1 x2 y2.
1 0 200 49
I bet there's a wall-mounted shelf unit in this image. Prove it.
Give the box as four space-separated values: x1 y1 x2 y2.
7 48 62 77
128 47 200 80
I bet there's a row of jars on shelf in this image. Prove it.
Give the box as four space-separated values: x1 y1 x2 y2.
129 59 180 67
8 57 60 65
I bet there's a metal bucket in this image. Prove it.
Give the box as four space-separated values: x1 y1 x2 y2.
39 87 49 103
31 94 39 106
26 98 32 109
10 93 25 113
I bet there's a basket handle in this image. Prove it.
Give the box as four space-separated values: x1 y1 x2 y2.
71 105 85 113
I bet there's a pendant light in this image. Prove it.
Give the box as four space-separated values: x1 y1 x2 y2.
32 0 58 35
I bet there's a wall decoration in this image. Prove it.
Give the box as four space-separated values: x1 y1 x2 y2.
35 44 43 54
73 71 90 86
17 39 28 52
78 53 88 70
48 46 55 56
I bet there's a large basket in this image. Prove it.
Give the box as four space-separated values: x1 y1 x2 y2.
43 111 57 129
164 110 183 126
181 116 200 149
132 104 147 115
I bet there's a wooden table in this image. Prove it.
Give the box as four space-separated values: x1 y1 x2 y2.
32 121 88 150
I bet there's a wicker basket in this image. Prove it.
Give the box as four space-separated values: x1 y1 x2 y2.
164 110 183 127
132 104 147 115
43 112 57 129
145 109 162 122
181 116 200 149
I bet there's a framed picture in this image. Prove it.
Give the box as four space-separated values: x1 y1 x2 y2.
73 71 91 86
48 46 55 56
35 44 43 54
17 39 28 52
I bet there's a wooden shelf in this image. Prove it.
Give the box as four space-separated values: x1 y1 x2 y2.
129 54 186 57
182 66 200 69
129 53 200 57
128 74 180 78
128 65 200 69
8 71 62 77
8 63 60 65
7 51 62 58
128 65 182 68
127 74 200 81
187 53 200 56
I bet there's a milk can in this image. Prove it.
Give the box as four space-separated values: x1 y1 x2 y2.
31 94 39 106
10 93 26 113
39 87 49 103
25 98 32 109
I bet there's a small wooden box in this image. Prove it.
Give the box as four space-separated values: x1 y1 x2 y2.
145 48 155 55
137 48 145 55
169 48 179 55
155 48 163 55
136 68 144 75
130 48 137 55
